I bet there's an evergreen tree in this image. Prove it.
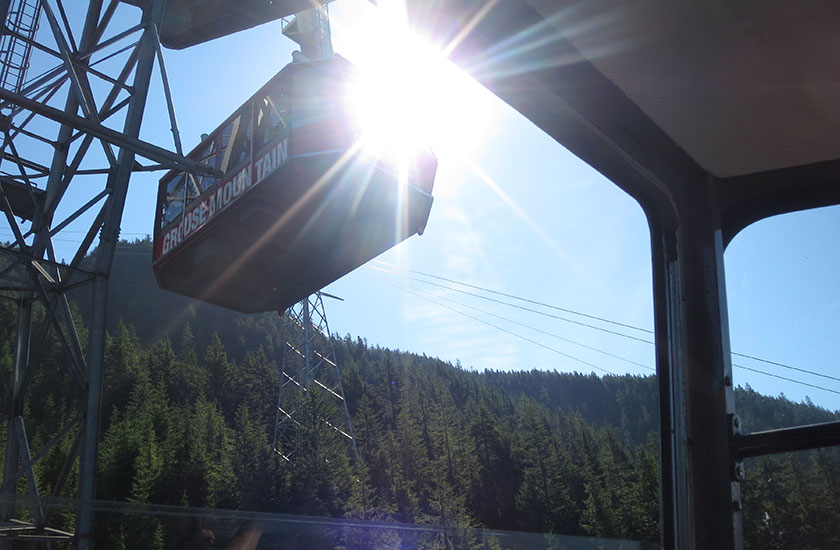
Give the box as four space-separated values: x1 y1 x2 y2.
232 403 271 510
2 239 839 548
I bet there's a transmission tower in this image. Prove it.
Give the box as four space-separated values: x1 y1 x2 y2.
0 1 212 547
273 291 358 463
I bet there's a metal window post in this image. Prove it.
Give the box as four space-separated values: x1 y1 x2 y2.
651 188 740 550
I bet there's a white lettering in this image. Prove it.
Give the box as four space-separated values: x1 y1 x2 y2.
223 181 233 204
242 166 251 190
256 156 265 182
278 139 288 164
160 164 260 258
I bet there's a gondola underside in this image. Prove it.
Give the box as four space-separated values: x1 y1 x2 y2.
153 153 435 313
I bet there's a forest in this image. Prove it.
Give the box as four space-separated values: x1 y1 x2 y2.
0 239 838 549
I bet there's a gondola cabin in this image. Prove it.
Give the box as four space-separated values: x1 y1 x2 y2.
152 56 437 313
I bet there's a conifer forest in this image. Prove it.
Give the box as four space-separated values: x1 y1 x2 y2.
1 240 838 549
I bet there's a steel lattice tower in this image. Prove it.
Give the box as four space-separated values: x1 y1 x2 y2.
273 292 358 463
0 1 214 547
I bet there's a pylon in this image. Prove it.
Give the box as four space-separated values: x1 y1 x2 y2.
273 292 358 463
0 1 208 546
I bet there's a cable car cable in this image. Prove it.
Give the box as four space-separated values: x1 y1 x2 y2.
368 273 621 376
378 274 654 372
373 259 654 333
372 273 840 397
369 264 840 384
733 364 840 396
730 352 840 384
367 264 655 345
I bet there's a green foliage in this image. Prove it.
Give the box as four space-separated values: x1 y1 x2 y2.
4 240 840 548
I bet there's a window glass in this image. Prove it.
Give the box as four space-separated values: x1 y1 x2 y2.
195 138 217 193
255 91 289 147
219 108 253 174
742 449 840 550
184 174 203 201
163 174 184 226
725 206 840 429
184 142 207 201
220 122 233 151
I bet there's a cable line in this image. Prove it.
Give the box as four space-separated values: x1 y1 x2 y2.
369 273 620 376
376 275 840 395
374 259 653 333
382 275 654 372
733 364 840 396
368 265 655 345
732 352 840 384
370 263 840 385
372 269 840 397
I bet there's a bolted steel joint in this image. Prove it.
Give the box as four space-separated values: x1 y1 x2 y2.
729 413 743 436
733 461 746 482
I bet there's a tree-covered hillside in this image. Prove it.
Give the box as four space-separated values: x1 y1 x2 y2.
1 239 838 549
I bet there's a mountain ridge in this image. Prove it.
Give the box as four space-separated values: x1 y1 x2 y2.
7 238 835 549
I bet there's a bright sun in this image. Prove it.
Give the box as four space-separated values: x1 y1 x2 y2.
338 0 494 175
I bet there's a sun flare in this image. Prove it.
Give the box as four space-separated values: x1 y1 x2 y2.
337 0 495 177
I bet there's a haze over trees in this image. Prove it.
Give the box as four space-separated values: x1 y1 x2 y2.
0 239 837 549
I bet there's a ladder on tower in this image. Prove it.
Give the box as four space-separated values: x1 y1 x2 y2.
0 0 42 94
281 4 333 61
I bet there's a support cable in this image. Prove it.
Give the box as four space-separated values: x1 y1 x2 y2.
370 263 840 385
370 272 840 397
369 273 620 375
733 364 840 396
374 259 654 333
369 264 655 344
378 274 654 372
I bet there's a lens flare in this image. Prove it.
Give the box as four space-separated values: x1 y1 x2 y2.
340 0 495 175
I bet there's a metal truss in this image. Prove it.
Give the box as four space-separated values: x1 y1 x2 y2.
0 1 216 547
273 292 358 464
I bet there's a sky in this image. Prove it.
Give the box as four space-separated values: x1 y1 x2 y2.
16 1 840 414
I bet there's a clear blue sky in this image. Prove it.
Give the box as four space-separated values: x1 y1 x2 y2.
43 1 840 413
